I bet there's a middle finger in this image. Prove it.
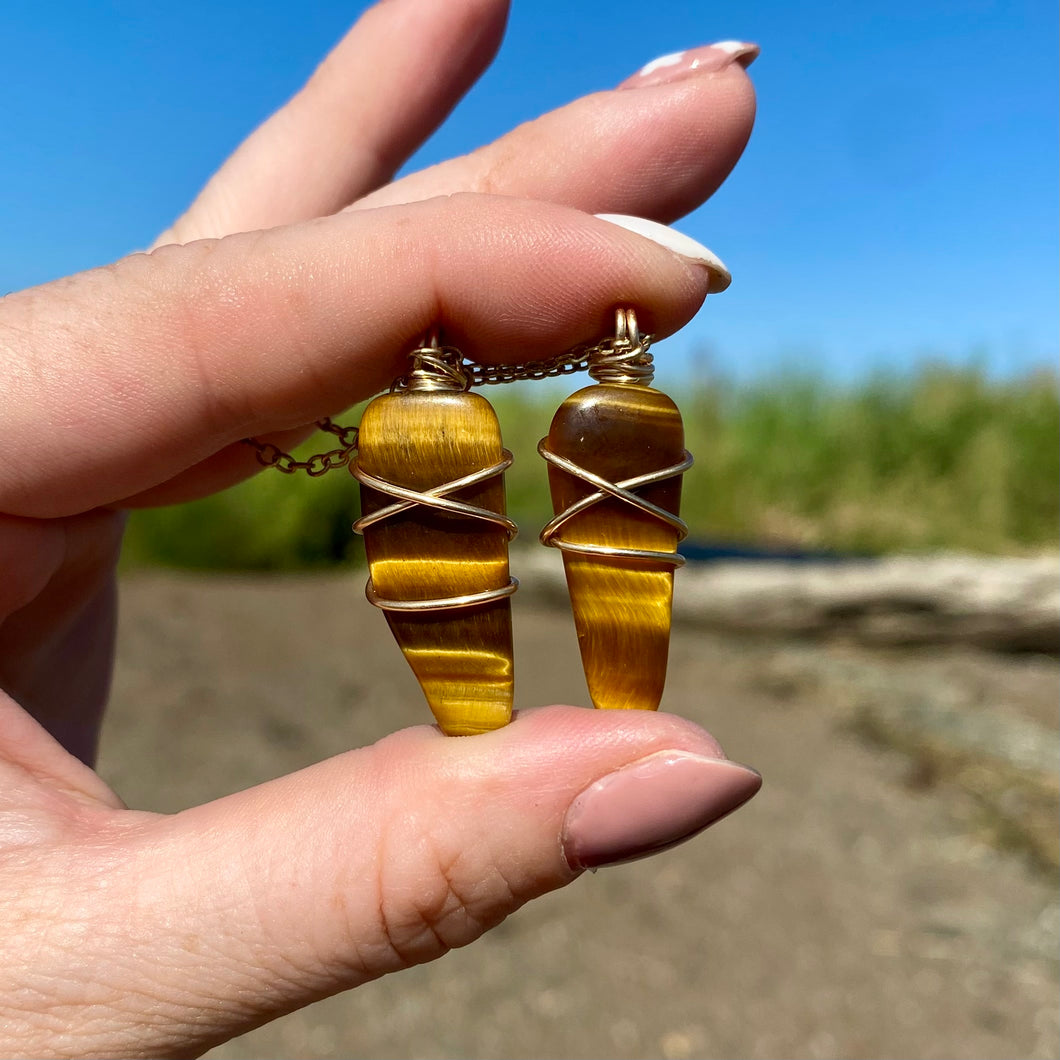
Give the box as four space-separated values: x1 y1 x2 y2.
350 42 758 224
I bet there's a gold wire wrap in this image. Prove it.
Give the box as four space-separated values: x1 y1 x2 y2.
537 443 692 567
538 307 689 567
352 450 519 611
588 307 656 385
364 578 519 612
393 333 471 393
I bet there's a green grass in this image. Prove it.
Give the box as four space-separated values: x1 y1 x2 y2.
121 453 365 571
123 364 1059 570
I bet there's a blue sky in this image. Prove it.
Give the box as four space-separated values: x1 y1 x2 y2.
1 0 1056 382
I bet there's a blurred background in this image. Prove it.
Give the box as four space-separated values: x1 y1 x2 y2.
3 1 1057 1057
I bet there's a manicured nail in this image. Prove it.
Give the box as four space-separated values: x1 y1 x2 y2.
563 750 761 870
619 41 760 90
594 213 732 293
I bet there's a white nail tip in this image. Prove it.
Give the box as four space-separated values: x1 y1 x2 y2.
593 214 732 293
637 51 685 77
710 40 753 54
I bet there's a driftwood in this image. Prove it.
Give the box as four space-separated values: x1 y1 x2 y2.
515 549 1059 654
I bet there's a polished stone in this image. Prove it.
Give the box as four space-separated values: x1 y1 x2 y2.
356 390 513 735
546 382 685 711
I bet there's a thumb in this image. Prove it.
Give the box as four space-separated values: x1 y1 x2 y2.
88 707 759 1057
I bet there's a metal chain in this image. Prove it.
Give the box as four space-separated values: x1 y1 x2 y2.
467 341 596 386
243 331 653 475
242 417 359 476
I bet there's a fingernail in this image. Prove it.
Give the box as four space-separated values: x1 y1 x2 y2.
563 751 761 870
594 213 732 293
619 41 761 90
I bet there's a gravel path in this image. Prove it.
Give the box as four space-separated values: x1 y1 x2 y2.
99 572 1059 1060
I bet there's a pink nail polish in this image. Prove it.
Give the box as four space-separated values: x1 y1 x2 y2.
618 41 761 90
562 751 761 870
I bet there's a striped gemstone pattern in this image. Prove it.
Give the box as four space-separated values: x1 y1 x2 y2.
546 383 685 711
355 390 514 735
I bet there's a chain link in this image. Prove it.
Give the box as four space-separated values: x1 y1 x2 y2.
242 417 359 476
243 331 652 475
467 330 653 385
467 344 592 386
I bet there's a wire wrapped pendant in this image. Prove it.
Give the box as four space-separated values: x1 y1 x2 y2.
539 309 690 711
352 338 517 735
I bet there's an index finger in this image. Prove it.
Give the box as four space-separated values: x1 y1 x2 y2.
0 197 721 518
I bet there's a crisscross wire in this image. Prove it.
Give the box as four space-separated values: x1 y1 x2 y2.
351 452 519 612
537 442 692 567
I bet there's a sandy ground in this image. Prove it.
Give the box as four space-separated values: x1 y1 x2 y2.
98 572 1059 1060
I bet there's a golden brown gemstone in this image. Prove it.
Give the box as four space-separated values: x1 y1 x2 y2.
545 382 686 712
354 390 514 735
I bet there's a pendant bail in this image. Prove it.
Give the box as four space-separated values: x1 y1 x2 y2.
397 329 471 393
587 308 655 386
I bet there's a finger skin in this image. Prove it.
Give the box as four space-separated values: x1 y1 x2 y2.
161 2 754 249
0 707 742 1059
350 65 757 223
0 22 761 1056
0 196 711 518
0 511 123 766
128 62 755 510
158 0 511 243
138 33 755 511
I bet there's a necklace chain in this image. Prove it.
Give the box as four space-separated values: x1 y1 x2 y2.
243 331 653 475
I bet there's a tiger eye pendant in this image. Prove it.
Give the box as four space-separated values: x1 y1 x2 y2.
539 309 690 712
352 339 517 735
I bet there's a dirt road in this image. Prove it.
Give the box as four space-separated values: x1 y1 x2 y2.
99 572 1058 1059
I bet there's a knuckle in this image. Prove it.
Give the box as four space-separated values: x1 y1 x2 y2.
467 154 509 198
367 814 512 973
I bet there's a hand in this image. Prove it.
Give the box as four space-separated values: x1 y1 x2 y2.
0 2 760 1055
